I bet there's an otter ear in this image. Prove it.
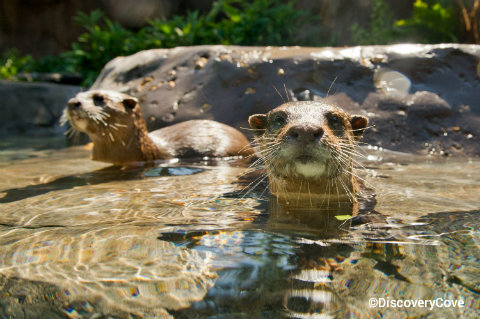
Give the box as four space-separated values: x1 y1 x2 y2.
350 115 368 140
249 114 267 136
123 98 138 110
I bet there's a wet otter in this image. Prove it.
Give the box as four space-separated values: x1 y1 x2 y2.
248 101 368 214
61 90 253 165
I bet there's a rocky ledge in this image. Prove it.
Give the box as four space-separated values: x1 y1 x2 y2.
5 44 480 156
0 80 81 136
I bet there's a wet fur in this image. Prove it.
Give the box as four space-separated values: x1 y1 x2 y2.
62 90 253 165
248 101 368 211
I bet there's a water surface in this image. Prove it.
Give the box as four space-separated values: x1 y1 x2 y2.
0 137 479 318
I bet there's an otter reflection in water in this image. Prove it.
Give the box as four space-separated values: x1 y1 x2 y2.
248 101 370 233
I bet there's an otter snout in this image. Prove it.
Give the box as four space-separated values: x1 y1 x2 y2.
65 97 93 132
67 98 82 110
286 125 324 143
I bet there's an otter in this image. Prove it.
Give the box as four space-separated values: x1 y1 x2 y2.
61 90 254 165
248 101 368 214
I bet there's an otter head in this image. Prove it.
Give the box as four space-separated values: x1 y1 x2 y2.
62 90 142 143
61 90 163 164
249 101 368 204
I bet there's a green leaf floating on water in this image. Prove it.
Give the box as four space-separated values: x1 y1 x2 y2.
334 215 352 221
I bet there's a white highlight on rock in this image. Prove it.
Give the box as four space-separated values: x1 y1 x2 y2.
374 68 411 98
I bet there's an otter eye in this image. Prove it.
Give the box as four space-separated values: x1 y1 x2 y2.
93 95 105 106
329 115 342 129
271 114 286 129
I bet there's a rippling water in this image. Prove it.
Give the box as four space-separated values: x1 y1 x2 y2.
0 137 479 318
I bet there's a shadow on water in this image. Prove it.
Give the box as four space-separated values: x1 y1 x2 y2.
0 164 207 204
0 166 141 203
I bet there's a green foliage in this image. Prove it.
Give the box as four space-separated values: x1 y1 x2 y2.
206 0 306 45
350 0 460 45
395 0 458 43
351 0 398 45
61 9 142 86
142 0 308 47
70 0 308 85
52 0 308 86
0 49 76 81
0 49 34 80
144 11 210 48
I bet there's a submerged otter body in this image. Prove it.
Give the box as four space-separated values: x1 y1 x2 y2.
62 90 253 165
249 101 368 213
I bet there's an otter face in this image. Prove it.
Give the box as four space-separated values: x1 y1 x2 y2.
249 102 368 180
61 90 139 141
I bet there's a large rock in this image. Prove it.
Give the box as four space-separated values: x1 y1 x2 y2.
0 81 82 135
92 44 480 156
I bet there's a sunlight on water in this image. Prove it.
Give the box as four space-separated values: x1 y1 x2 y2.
0 137 479 318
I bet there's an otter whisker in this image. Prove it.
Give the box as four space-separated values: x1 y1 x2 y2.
326 76 338 98
335 151 367 171
273 85 286 103
241 172 269 199
59 110 69 126
337 176 355 203
296 181 303 206
250 147 278 162
254 146 280 157
333 178 342 209
260 144 280 150
306 182 313 208
283 83 290 102
258 173 274 198
326 179 332 209
337 150 368 161
345 124 375 132
252 148 280 160
240 127 267 132
64 126 78 138
99 118 108 127
331 153 369 185
332 148 366 167
336 142 366 151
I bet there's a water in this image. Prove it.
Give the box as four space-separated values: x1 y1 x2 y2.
0 137 479 318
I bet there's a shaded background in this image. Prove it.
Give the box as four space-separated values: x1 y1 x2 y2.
1 0 417 57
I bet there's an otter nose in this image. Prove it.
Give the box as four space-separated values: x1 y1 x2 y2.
287 125 323 142
67 98 82 109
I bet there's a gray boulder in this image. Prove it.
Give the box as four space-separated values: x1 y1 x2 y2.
0 80 82 136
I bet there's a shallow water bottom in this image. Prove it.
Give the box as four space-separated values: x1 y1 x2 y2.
0 137 479 318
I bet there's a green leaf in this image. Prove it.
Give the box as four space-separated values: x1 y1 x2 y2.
334 215 352 221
